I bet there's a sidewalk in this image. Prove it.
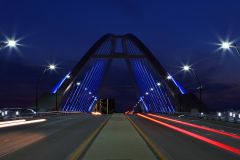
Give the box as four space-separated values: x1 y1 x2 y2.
82 113 157 160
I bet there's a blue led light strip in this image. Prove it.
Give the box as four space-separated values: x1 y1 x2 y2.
133 60 154 112
129 60 147 111
75 61 100 111
68 61 96 111
52 72 71 94
136 60 160 112
141 60 172 112
140 60 174 113
87 60 107 111
80 61 101 111
62 85 80 111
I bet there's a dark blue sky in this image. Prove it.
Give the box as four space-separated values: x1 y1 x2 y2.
0 0 240 111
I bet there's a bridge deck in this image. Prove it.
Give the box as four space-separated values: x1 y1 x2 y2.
82 113 157 160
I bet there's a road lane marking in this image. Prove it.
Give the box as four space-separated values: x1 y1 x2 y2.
68 116 110 160
126 115 166 160
138 114 240 156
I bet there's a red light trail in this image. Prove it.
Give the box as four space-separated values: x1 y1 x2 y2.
148 113 240 139
137 113 240 155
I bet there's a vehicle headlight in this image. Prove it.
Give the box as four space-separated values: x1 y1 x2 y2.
233 113 236 118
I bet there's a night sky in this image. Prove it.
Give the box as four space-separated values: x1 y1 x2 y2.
0 0 240 111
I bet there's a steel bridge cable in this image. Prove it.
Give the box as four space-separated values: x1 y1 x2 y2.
139 60 171 113
76 60 101 111
66 76 86 111
127 40 150 112
131 61 148 112
82 60 106 111
139 60 167 113
130 43 165 111
129 60 148 112
62 85 80 111
71 61 97 111
135 60 159 112
135 60 161 112
68 62 95 111
128 41 158 112
87 60 107 111
134 60 156 112
128 43 153 112
142 60 175 112
102 39 112 55
143 60 176 112
137 56 168 112
96 40 109 55
80 61 102 111
141 57 175 112
70 61 97 111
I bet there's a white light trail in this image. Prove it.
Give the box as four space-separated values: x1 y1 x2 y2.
0 119 47 128
0 119 26 125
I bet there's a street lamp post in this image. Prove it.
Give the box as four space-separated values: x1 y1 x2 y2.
182 65 203 112
55 90 58 111
35 64 56 112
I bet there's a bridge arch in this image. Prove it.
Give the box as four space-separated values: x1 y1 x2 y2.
39 34 201 113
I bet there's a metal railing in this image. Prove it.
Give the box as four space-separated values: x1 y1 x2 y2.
173 110 240 123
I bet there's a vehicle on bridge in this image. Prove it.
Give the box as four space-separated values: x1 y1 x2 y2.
0 108 36 120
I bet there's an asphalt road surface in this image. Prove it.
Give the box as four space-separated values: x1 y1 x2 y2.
0 113 239 160
0 114 109 160
129 114 240 160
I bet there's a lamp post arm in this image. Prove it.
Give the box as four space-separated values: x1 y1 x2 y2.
233 44 240 56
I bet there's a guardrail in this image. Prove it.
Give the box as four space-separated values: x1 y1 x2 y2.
36 111 85 117
0 109 85 121
173 111 240 124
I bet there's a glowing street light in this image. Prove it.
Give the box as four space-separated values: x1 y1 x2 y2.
167 75 172 80
0 38 19 49
48 64 56 70
66 75 70 79
157 82 161 86
182 65 191 72
219 40 240 56
221 41 232 50
76 82 80 86
6 39 17 48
